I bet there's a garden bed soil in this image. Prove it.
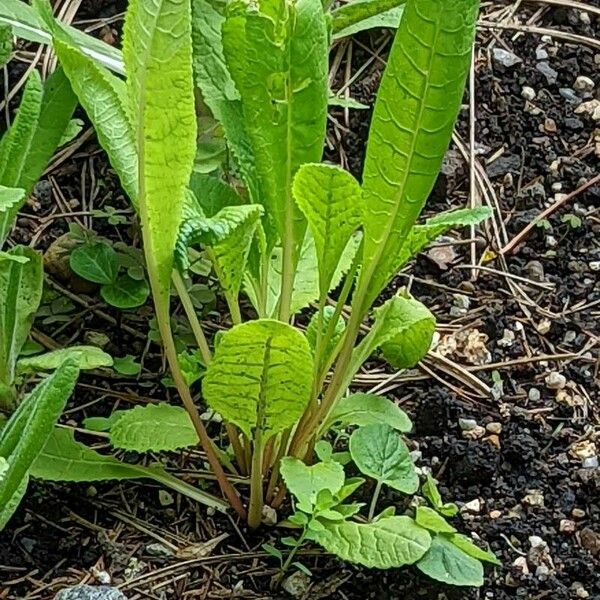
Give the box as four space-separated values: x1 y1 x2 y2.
1 1 599 599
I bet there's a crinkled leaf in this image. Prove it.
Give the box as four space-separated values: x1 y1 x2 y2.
312 516 430 568
188 172 243 217
101 273 149 309
349 424 418 493
395 207 491 270
293 164 363 298
0 186 26 247
357 0 478 311
280 457 345 509
17 345 113 373
0 246 43 387
69 242 118 285
415 506 456 533
123 0 196 319
326 393 412 433
0 359 79 510
30 428 227 511
222 0 329 248
332 0 405 39
416 534 484 587
110 403 199 452
202 320 313 440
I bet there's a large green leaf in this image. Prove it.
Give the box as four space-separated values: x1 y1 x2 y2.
357 0 478 311
0 186 26 247
349 424 418 494
0 246 43 388
202 320 313 440
415 506 457 533
7 0 123 72
17 345 113 373
35 0 138 203
123 0 197 324
416 534 484 586
394 206 491 271
325 393 412 433
222 0 329 248
293 164 363 298
0 359 79 511
109 403 199 452
331 0 405 39
0 474 28 531
312 516 430 568
30 427 227 511
280 457 345 509
0 23 11 68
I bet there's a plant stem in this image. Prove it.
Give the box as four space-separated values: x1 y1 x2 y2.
172 271 212 365
266 429 290 503
280 529 307 574
248 438 264 529
225 422 247 474
367 479 383 521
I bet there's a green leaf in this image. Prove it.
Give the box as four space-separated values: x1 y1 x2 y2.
188 172 243 217
332 0 405 39
17 345 113 373
123 0 197 329
325 393 412 433
101 274 149 309
415 506 456 533
448 533 500 565
70 242 118 285
280 457 345 509
312 516 430 568
0 359 79 512
11 0 123 72
395 207 491 270
416 534 484 587
0 186 26 247
0 23 11 68
113 355 141 376
202 320 313 440
30 427 228 512
178 349 205 387
222 0 329 248
58 117 84 146
357 0 478 311
293 164 363 298
349 424 418 494
0 246 43 387
109 403 199 452
0 474 28 531
306 305 346 364
422 474 458 517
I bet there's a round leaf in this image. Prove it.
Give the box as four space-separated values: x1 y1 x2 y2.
349 424 418 493
101 274 149 308
327 393 412 432
70 242 118 285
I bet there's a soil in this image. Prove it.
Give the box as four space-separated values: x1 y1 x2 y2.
1 1 599 599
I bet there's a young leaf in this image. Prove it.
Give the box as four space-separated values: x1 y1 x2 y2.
422 474 459 517
312 516 430 568
325 393 412 433
109 403 199 453
69 242 118 285
222 0 329 249
17 345 113 373
394 206 492 271
293 164 363 298
0 358 79 512
349 424 418 494
202 320 313 441
0 246 43 388
331 0 405 39
123 0 197 333
30 428 228 512
306 306 346 363
448 533 500 565
188 172 243 217
356 0 479 311
416 534 484 586
280 457 345 509
0 186 26 247
415 506 457 533
101 274 149 309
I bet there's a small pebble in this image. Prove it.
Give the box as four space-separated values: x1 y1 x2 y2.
282 571 311 598
497 329 515 348
536 61 558 84
459 418 478 432
559 87 579 103
565 117 584 130
582 456 599 469
452 293 471 311
461 498 482 514
579 10 591 25
589 261 600 271
535 47 548 61
559 519 576 534
536 564 550 578
523 490 545 508
574 75 595 93
486 422 502 435
145 543 174 557
521 86 536 100
543 118 557 133
545 371 566 390
572 508 586 518
512 556 529 574
463 425 486 440
492 47 521 68
528 388 541 402
525 260 545 282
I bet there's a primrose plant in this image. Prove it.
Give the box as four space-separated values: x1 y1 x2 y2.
30 0 498 585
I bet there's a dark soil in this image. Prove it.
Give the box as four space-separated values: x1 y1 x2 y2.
1 1 599 599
